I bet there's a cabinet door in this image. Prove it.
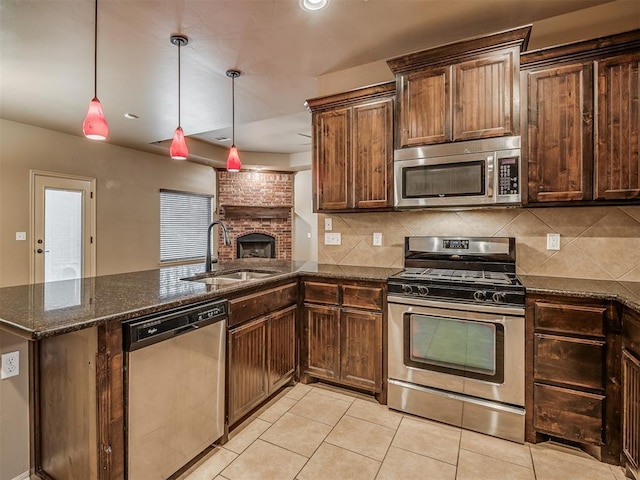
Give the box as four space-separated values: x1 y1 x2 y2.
303 304 340 380
340 309 382 391
399 66 452 147
228 318 268 425
454 50 517 141
623 349 640 473
352 98 394 209
525 62 594 203
595 52 640 200
268 306 297 393
314 108 351 210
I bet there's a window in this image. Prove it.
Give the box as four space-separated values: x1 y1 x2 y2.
160 190 213 263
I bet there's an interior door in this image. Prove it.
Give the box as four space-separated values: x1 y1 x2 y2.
32 172 96 283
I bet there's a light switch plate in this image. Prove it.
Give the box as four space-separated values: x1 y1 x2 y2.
373 232 383 246
546 233 560 250
15 232 26 241
324 218 332 231
324 233 341 245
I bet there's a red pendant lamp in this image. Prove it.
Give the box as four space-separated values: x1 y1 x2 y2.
82 0 108 140
226 69 242 172
169 34 189 160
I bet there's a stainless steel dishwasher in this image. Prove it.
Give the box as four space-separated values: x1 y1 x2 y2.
123 299 227 480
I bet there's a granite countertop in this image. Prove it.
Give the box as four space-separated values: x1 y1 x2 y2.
0 259 401 340
520 274 640 313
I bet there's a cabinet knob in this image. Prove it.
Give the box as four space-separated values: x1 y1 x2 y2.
582 112 593 126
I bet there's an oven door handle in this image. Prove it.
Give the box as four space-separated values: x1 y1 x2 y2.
387 294 524 317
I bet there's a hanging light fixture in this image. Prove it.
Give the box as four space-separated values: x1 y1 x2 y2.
82 0 109 140
226 69 242 172
169 34 189 160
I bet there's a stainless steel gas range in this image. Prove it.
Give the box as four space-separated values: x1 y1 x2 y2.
387 236 526 443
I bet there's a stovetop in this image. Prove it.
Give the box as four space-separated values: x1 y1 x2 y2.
394 268 517 285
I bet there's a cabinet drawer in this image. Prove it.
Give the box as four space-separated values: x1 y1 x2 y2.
304 281 339 305
534 383 604 445
534 301 606 337
229 283 297 327
342 284 383 311
534 333 605 390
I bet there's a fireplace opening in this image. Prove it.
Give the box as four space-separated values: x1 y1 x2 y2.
237 233 276 259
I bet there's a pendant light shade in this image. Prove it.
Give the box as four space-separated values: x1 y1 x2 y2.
226 69 242 172
170 34 189 160
83 0 108 140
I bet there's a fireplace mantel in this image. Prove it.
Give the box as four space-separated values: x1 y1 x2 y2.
220 204 293 219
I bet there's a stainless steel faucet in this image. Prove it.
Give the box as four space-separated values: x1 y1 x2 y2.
205 221 231 272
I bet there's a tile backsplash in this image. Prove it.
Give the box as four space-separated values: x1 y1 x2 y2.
318 205 640 281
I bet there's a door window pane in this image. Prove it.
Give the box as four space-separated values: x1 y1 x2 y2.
44 189 83 282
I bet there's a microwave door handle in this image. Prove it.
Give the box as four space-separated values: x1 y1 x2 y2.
486 155 494 197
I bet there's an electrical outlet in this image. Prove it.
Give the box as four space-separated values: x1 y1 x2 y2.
324 233 341 245
1 351 19 379
373 232 383 246
15 232 26 241
546 233 560 251
324 218 333 231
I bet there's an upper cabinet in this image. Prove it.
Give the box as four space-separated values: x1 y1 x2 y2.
306 82 395 213
521 30 640 205
387 26 531 149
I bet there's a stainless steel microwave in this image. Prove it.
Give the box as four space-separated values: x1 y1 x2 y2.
394 136 521 208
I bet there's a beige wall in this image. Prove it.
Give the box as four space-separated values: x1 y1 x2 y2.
293 170 318 262
318 206 640 281
0 119 216 288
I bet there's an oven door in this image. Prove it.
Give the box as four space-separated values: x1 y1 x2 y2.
388 295 524 406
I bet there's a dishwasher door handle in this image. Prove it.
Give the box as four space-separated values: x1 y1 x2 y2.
175 323 200 336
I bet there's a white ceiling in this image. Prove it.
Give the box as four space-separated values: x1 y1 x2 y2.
0 0 625 170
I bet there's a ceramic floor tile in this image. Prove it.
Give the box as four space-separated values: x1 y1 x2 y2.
375 446 456 480
260 412 332 457
531 443 617 480
223 418 271 454
391 416 461 465
610 465 629 480
221 439 307 480
460 429 533 469
183 447 238 480
257 396 298 423
324 415 395 461
457 448 535 480
345 398 403 430
288 390 351 426
310 384 359 403
296 442 381 480
285 383 313 401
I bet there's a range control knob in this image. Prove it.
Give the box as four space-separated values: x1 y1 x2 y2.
401 284 414 295
492 292 506 303
417 286 429 296
473 290 487 302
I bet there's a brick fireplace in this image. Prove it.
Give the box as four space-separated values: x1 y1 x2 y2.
216 170 293 261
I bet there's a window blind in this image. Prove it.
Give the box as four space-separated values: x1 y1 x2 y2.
160 190 213 263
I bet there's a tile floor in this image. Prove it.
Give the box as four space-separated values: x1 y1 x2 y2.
179 383 629 480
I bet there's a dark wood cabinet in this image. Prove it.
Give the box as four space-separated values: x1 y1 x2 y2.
306 82 395 213
227 283 297 426
388 26 529 148
595 51 640 200
301 279 385 398
526 295 620 465
522 29 640 205
623 307 640 479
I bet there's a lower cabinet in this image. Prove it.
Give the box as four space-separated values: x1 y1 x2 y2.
227 283 297 427
302 279 384 396
526 295 620 464
623 307 640 479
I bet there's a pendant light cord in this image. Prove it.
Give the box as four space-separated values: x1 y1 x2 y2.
231 74 235 146
177 41 182 128
93 0 98 98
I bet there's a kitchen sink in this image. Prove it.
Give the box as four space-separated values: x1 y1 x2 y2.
182 270 280 286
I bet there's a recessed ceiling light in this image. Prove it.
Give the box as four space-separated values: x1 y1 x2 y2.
124 113 139 119
299 0 329 12
213 136 231 142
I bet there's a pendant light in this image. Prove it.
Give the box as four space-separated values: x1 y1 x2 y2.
82 0 108 140
226 69 242 172
169 34 189 160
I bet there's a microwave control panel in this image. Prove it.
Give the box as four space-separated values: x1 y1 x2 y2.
498 157 519 195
